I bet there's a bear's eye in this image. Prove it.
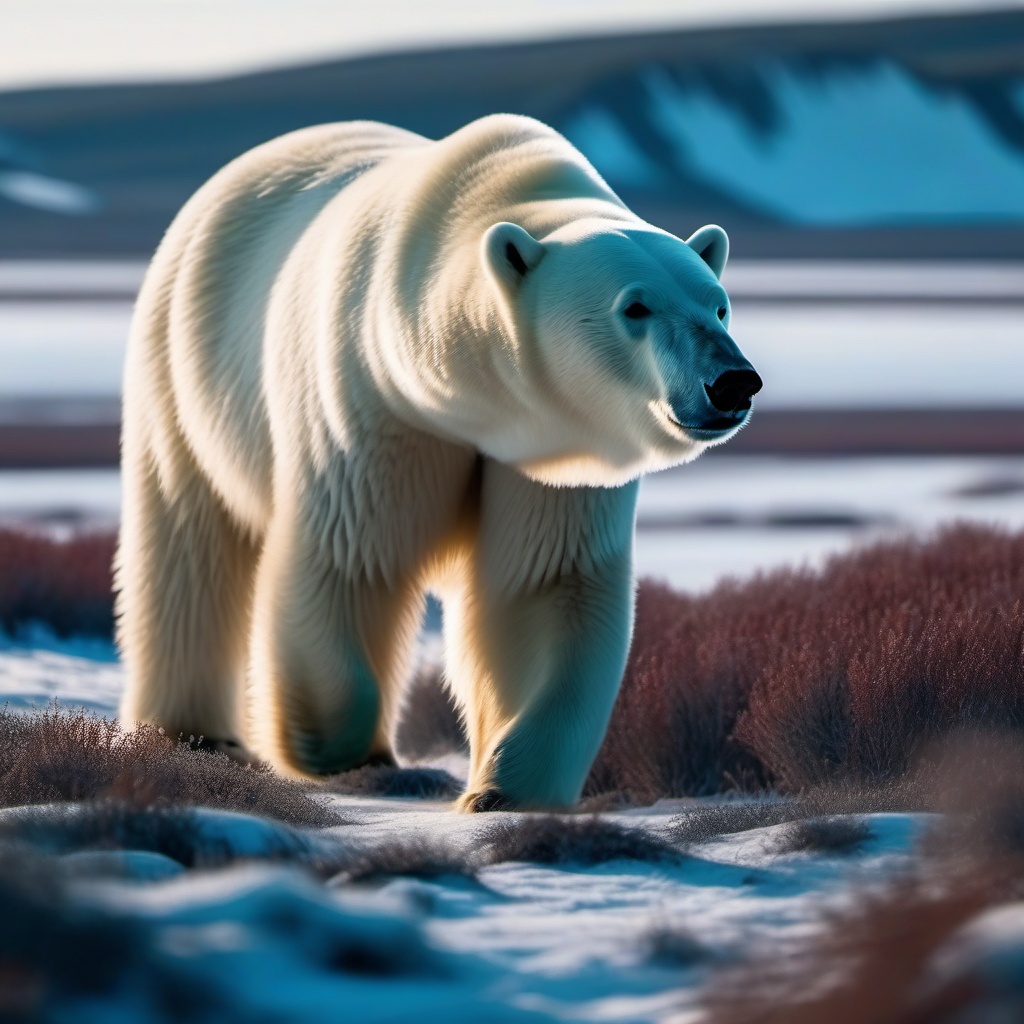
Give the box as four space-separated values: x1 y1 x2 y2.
623 302 652 320
717 306 728 321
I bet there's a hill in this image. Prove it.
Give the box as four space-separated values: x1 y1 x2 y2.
1 6 1024 258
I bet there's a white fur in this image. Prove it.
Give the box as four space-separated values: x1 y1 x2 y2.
116 114 754 809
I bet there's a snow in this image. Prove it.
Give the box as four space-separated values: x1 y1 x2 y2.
80 863 547 1023
0 468 120 529
0 260 144 295
0 626 122 714
4 790 928 1022
0 300 130 397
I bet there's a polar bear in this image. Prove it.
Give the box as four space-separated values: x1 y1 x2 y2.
115 114 761 811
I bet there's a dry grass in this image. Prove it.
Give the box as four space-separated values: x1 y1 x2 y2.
392 666 467 761
0 706 340 827
323 764 461 800
769 816 872 856
642 924 719 968
700 743 1024 1023
480 814 681 866
588 524 1024 802
332 835 475 884
667 782 915 845
0 528 115 639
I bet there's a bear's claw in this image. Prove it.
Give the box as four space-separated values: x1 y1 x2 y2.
468 789 512 813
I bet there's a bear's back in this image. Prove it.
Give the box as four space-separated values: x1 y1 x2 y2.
136 121 428 530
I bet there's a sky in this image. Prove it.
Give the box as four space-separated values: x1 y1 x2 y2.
3 0 1021 91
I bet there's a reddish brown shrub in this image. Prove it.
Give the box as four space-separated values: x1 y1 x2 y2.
479 814 680 866
0 529 115 638
585 573 792 801
5 524 1023 807
702 752 1024 1023
736 524 1024 791
588 524 1024 801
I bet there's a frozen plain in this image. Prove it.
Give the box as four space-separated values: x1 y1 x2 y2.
1 261 1023 1020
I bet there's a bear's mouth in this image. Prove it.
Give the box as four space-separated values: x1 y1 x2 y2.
666 412 746 439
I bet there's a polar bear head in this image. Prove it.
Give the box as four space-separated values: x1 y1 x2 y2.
479 218 762 487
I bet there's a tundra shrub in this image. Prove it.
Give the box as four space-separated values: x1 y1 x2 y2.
588 524 1024 800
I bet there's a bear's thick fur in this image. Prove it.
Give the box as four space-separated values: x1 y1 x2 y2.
115 114 759 810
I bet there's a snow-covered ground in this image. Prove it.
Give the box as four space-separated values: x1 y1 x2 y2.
0 520 1019 1020
1 783 929 1022
0 456 1017 1020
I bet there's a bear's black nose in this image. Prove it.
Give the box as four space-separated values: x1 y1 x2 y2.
704 369 763 413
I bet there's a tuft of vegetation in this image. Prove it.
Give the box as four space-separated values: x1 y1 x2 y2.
770 816 872 856
588 524 1024 802
480 814 681 866
699 758 1024 1023
667 781 912 846
324 764 461 800
333 835 475 884
0 803 313 869
392 667 467 761
704 864 1007 1024
701 861 1024 1024
642 924 718 969
0 528 116 639
0 705 341 828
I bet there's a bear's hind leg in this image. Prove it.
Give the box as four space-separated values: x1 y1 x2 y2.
247 503 424 777
116 452 257 747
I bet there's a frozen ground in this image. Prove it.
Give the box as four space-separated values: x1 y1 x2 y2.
0 617 938 1020
0 770 928 1022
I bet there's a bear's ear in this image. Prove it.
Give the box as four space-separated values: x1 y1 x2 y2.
686 224 729 280
482 222 546 292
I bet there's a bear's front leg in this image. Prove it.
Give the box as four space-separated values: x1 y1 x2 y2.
247 491 423 778
453 462 639 811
